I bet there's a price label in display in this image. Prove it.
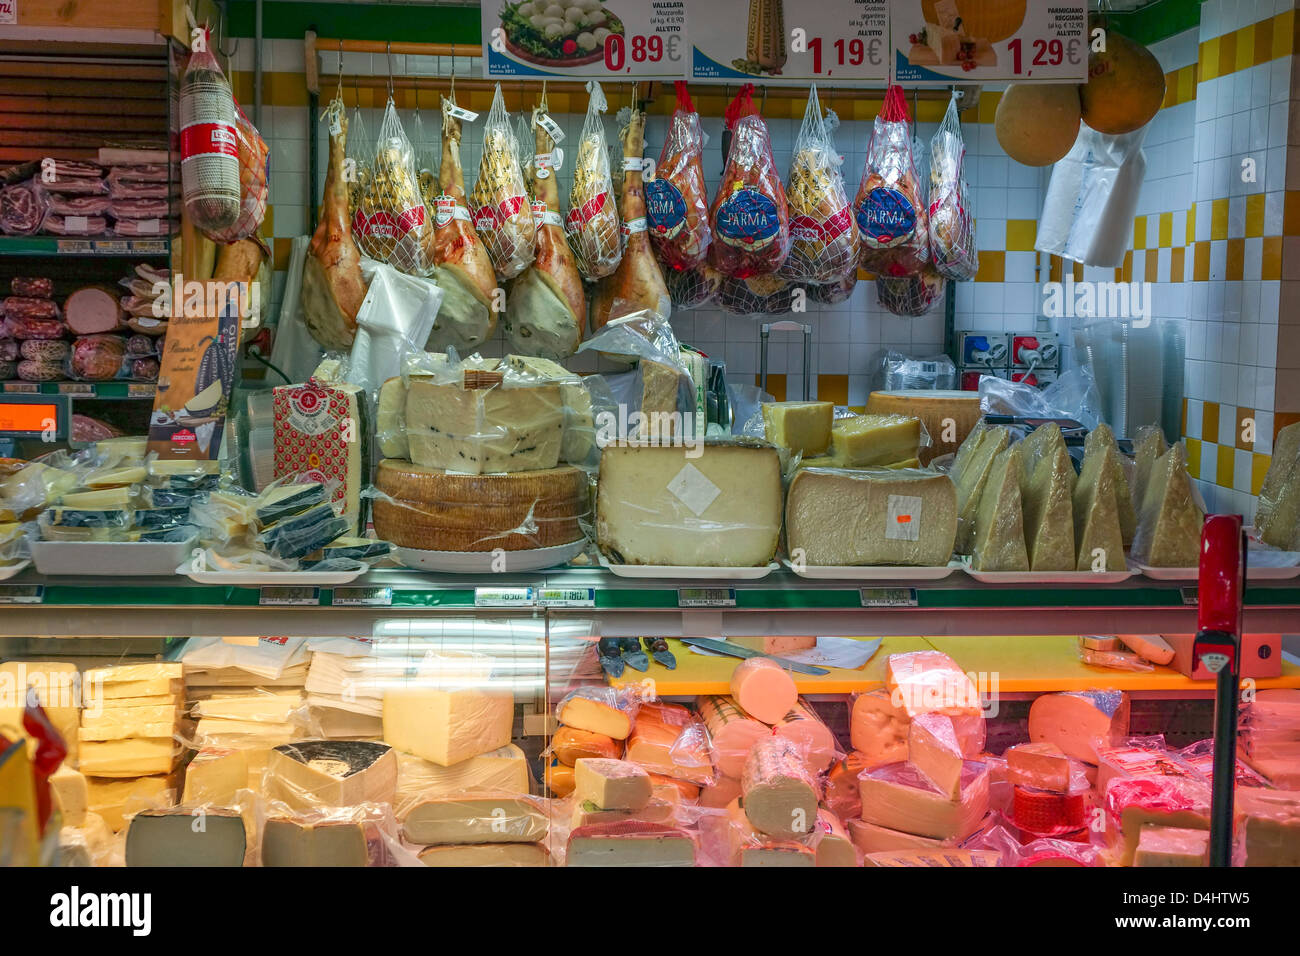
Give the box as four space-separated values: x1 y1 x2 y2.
3 383 38 394
0 585 42 604
890 0 1088 83
92 241 129 255
259 586 321 606
678 587 736 608
474 586 535 607
56 240 92 255
483 0 686 79
693 0 888 84
1181 587 1198 607
332 586 393 607
0 1 15 26
57 383 93 396
860 587 918 607
127 384 156 398
130 241 168 255
537 587 596 608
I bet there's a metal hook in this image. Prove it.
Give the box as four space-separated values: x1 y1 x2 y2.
336 39 344 102
215 4 238 61
386 40 395 103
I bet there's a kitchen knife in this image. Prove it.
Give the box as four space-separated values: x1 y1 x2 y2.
678 637 831 676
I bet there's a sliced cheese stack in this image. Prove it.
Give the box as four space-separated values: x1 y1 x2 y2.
1238 689 1300 788
190 691 304 789
865 390 982 464
1072 439 1127 571
1130 442 1203 568
596 440 782 567
1256 422 1300 549
761 401 833 457
372 458 589 553
1104 775 1210 866
303 649 396 740
403 792 550 867
785 467 957 567
951 424 1010 554
970 444 1030 572
1236 787 1300 866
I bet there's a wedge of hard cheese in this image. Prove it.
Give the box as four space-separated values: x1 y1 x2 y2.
908 713 965 800
1029 690 1130 763
849 690 911 767
262 818 368 867
125 808 247 867
182 748 248 806
1256 422 1300 549
1021 441 1076 571
1072 440 1127 571
566 821 696 867
952 424 1010 554
1235 787 1300 866
857 761 990 841
1005 742 1071 792
828 414 922 467
574 758 652 811
1085 423 1137 545
785 467 957 567
1131 443 1203 568
761 401 833 456
970 444 1030 571
1133 824 1209 866
1131 424 1168 507
265 740 397 811
885 650 982 719
401 793 548 845
0 660 80 764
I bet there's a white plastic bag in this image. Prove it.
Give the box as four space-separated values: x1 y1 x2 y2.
343 259 443 399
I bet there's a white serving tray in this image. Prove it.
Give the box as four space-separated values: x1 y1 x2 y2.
598 554 779 580
181 565 367 586
398 538 587 574
1132 563 1198 582
782 557 961 581
960 558 1137 585
33 535 197 576
0 559 30 581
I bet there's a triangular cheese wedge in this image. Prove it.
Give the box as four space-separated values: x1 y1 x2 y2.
1019 422 1072 489
971 445 1029 571
1022 442 1076 572
953 425 1010 554
1131 424 1169 508
1073 443 1126 571
1084 423 1137 545
1132 443 1204 567
1256 422 1300 548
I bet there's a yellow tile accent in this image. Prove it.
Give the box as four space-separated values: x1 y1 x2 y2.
1238 21 1256 67
1072 260 1084 283
1236 407 1257 451
977 91 1001 125
1284 192 1300 235
1263 236 1283 280
1216 444 1236 488
1255 18 1275 66
757 373 787 402
272 237 294 273
976 251 1006 283
1203 402 1221 446
1178 64 1197 104
1253 453 1272 495
1246 193 1266 238
1275 8 1295 61
1186 437 1202 478
1145 248 1159 283
1133 217 1147 250
1226 237 1245 280
1049 255 1063 284
1193 240 1211 281
1200 37 1220 81
1170 246 1186 283
1005 219 1036 251
1159 211 1173 248
818 375 849 406
1211 198 1229 240
1120 250 1133 284
1218 30 1237 77
1187 204 1196 244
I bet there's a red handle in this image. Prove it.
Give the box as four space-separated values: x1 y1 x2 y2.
1198 513 1244 636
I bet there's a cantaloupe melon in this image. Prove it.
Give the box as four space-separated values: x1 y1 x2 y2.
1080 25 1166 135
995 83 1082 167
921 1 1026 43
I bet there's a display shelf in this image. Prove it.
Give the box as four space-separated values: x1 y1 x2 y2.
0 381 156 398
0 236 171 257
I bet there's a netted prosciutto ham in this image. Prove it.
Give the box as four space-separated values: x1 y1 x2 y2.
301 97 367 350
504 98 585 360
423 93 498 352
470 84 535 280
589 107 669 333
647 82 711 271
566 82 621 281
709 85 790 278
855 85 931 277
781 87 859 285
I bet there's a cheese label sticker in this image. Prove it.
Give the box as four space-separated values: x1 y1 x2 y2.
856 187 917 248
645 178 688 240
716 187 781 252
885 494 922 542
667 464 722 517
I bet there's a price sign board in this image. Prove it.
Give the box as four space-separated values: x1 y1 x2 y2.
483 0 687 79
890 0 1088 84
693 0 888 84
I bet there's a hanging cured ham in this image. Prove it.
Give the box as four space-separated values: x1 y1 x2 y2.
589 107 669 333
424 94 498 352
504 97 585 359
646 82 711 271
301 98 367 351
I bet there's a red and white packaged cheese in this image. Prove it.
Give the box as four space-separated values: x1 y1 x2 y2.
272 376 368 536
855 85 931 278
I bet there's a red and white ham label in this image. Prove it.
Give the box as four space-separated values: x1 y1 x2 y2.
621 217 648 237
473 194 527 233
180 122 238 161
565 191 610 231
433 195 469 228
530 200 547 229
789 206 854 244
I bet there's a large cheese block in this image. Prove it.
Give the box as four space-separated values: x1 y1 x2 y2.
262 817 369 867
395 744 530 800
885 651 982 719
552 726 621 765
264 740 397 811
865 390 982 464
503 354 596 464
1021 440 1076 571
595 440 782 567
401 793 548 845
557 693 631 740
952 425 1010 553
85 773 176 831
383 683 515 766
785 467 957 567
773 699 836 772
1131 424 1168 507
970 444 1030 572
623 701 712 785
125 808 247 867
1029 690 1130 763
372 459 588 551
864 848 1000 867
848 817 970 855
566 821 696 866
1133 824 1209 866
1131 443 1203 568
850 690 911 765
78 738 177 777
638 359 684 440
574 758 652 811
1005 742 1071 791
1105 776 1210 866
404 377 563 474
811 809 856 867
419 842 551 867
1236 787 1300 866
828 414 923 467
857 761 990 841
376 376 411 459
741 736 819 839
730 657 797 725
181 748 247 806
907 713 964 800
0 660 80 764
273 380 370 535
1084 424 1137 545
1072 441 1127 571
1256 422 1300 548
761 401 833 456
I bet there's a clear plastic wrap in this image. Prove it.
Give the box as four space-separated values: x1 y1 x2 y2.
566 82 621 282
206 101 269 244
781 87 859 285
928 92 978 280
352 98 428 275
555 685 646 738
0 179 49 235
855 85 931 278
977 366 1104 433
876 268 946 317
398 789 549 847
647 82 712 272
740 735 819 839
882 350 957 390
708 84 790 278
1078 637 1153 672
470 85 536 280
263 802 421 867
623 701 715 787
180 30 241 235
1234 787 1300 867
1103 774 1211 865
1130 441 1204 568
971 822 1100 867
344 102 370 223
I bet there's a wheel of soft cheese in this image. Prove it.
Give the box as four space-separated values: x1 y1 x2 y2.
865 390 982 463
730 657 797 725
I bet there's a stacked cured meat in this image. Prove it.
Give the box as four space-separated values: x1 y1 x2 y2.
0 159 177 239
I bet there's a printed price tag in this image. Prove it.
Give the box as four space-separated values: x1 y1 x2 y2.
1181 587 1198 606
0 585 43 604
474 586 535 607
92 241 129 255
58 383 93 395
56 241 93 254
535 112 565 143
127 384 156 398
445 103 479 122
677 587 736 608
332 586 393 607
860 587 918 607
4 383 39 394
259 586 321 606
0 1 15 26
130 241 168 255
537 587 596 608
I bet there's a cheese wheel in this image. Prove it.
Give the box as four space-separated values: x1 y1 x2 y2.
696 695 769 778
866 389 982 464
545 758 575 797
730 657 797 725
773 699 836 772
1117 634 1175 665
552 726 621 765
741 736 819 839
372 459 588 551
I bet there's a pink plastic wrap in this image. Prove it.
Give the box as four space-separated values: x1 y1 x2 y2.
855 85 931 278
885 650 982 718
972 822 1100 867
647 82 712 271
624 701 714 787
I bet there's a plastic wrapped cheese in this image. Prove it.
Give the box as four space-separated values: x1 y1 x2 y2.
730 657 797 725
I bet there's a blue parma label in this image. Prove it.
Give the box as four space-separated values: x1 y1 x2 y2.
645 179 688 240
716 187 781 251
856 187 917 247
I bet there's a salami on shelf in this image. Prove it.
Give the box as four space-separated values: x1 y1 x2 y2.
18 359 61 382
855 85 931 278
20 339 69 362
68 334 127 381
709 84 790 279
782 87 859 286
4 315 63 341
0 180 49 235
3 297 58 321
647 82 712 272
11 277 53 298
0 339 18 362
180 28 241 234
65 286 125 335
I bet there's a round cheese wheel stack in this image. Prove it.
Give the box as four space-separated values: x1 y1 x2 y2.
373 459 588 552
740 736 819 839
866 390 982 464
697 695 769 778
772 699 836 771
730 658 797 725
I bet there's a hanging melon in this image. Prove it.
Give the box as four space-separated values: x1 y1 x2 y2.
995 83 1082 167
